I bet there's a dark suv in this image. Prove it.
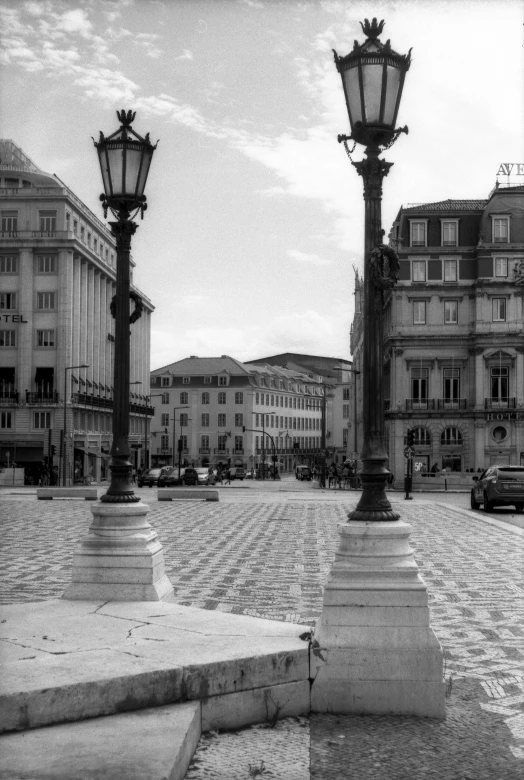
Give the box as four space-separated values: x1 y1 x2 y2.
180 467 199 486
471 465 524 512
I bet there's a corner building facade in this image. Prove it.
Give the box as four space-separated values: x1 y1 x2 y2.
0 141 153 484
381 184 524 479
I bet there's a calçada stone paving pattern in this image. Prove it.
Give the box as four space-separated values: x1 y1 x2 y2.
0 490 522 777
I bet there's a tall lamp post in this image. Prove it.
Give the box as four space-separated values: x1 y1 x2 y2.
172 406 189 468
95 110 156 503
145 394 163 470
64 110 174 603
63 364 88 486
312 20 444 718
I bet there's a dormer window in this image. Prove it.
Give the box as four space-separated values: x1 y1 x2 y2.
182 376 190 384
410 220 427 247
218 375 228 386
492 216 509 243
441 219 459 246
161 376 170 387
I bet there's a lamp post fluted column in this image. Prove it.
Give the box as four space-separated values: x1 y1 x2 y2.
349 146 398 522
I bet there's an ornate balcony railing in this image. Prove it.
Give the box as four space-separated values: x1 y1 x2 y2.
405 399 436 411
71 392 154 416
213 447 229 454
26 391 60 404
233 448 244 455
0 391 19 404
199 447 211 454
437 399 467 410
484 398 516 409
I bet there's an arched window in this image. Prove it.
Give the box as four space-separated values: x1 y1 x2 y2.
413 427 431 446
441 427 462 446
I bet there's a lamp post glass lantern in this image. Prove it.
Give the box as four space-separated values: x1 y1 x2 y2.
334 19 409 521
94 110 157 503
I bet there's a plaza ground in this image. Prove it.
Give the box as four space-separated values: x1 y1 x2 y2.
0 477 523 778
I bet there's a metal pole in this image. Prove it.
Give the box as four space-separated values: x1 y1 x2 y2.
321 384 326 488
173 408 176 468
262 414 265 480
349 146 398 522
101 214 139 503
63 368 67 486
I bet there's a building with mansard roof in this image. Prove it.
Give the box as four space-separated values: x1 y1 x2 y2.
0 140 153 485
149 355 325 473
373 182 524 481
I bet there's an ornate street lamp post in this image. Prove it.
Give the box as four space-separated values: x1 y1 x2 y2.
312 20 444 718
94 110 157 503
64 111 173 602
334 17 410 521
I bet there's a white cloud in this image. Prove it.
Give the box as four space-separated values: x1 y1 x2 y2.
287 249 332 266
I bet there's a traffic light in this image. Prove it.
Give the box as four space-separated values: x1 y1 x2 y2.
242 426 246 433
51 445 56 456
407 429 415 447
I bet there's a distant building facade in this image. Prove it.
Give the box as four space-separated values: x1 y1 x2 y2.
149 356 325 472
374 183 524 480
0 141 153 484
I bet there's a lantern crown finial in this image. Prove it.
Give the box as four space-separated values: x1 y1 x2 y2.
117 109 136 128
360 18 385 40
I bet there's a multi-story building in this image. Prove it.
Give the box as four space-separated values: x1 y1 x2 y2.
149 356 325 472
354 183 524 481
0 140 153 484
248 352 356 466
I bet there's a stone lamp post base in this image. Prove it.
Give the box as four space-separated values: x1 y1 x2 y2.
311 521 445 719
62 502 174 602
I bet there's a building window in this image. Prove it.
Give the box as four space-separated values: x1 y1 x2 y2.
492 426 507 442
1 411 13 428
39 211 56 234
34 411 51 429
410 222 426 246
201 434 210 449
218 376 228 386
1 211 18 235
441 220 458 246
412 261 426 282
492 217 509 243
260 394 265 405
182 377 190 384
235 392 243 404
65 212 71 231
179 413 188 426
492 298 507 322
161 434 169 449
342 429 348 445
87 233 91 247
180 392 188 404
161 392 170 404
201 413 210 427
37 255 57 273
37 329 55 347
218 392 226 404
201 392 210 404
73 219 78 235
255 392 259 404
235 413 243 427
217 434 228 450
161 413 170 426
413 300 426 324
218 413 226 427
0 255 18 273
342 404 350 418
0 330 15 347
443 259 457 282
495 258 508 277
444 300 458 324
37 292 55 310
343 388 350 400
161 377 170 386
0 292 17 310
441 427 462 445
443 368 460 405
80 226 85 241
234 435 243 452
204 376 212 384
411 368 428 408
491 367 508 403
412 427 431 446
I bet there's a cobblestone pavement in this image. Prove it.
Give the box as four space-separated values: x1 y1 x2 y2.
0 483 523 778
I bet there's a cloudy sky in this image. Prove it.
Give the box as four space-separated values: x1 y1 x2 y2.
1 0 522 370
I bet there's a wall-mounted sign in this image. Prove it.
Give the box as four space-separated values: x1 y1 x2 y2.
2 314 28 323
486 412 524 421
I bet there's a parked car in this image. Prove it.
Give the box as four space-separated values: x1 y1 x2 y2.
471 465 524 512
157 467 183 487
138 468 163 488
245 469 255 479
228 467 245 481
296 465 312 481
195 467 215 486
181 467 199 486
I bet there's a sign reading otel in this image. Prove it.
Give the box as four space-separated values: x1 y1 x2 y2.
2 315 28 322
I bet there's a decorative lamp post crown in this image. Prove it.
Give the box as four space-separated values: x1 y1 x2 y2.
93 109 158 218
333 19 411 148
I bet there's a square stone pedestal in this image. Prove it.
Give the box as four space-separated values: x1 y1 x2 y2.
311 520 445 719
62 502 174 602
